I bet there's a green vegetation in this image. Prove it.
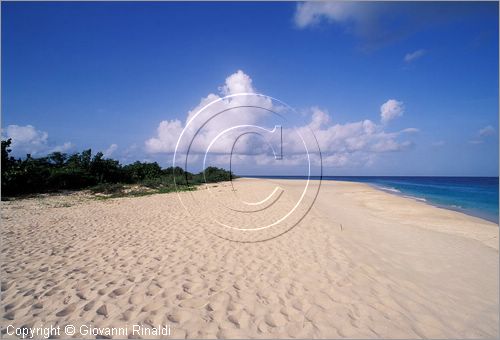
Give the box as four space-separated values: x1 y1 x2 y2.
1 138 234 199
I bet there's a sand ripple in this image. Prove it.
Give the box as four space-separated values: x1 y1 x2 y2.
1 179 498 338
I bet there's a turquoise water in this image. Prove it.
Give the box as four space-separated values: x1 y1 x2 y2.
244 176 499 223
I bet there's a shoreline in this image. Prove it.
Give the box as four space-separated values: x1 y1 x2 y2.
370 183 499 224
241 176 499 225
2 176 498 225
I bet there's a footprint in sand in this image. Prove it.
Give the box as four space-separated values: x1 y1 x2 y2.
83 300 95 311
96 304 108 317
76 290 88 300
128 293 143 305
265 312 288 328
56 303 77 317
109 287 129 298
4 311 15 320
167 310 192 323
141 300 164 313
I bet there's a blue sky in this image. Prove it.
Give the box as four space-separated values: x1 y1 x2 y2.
2 1 498 176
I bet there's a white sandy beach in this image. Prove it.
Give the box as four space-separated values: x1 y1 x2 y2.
1 179 498 338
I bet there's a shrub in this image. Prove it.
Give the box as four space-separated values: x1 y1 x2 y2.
89 183 125 195
1 139 236 197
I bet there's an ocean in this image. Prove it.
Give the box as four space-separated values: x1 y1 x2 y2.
242 176 499 223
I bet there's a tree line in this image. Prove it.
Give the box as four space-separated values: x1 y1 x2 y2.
1 139 234 197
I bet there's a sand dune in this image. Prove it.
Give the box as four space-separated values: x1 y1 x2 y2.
1 179 498 338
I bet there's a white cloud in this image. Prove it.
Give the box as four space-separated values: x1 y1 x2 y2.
468 125 496 145
322 153 349 167
3 124 48 149
380 99 404 124
219 70 255 95
145 71 416 170
50 142 74 153
299 110 414 156
292 2 407 50
293 2 479 51
2 124 73 156
469 140 484 145
432 141 445 147
103 143 118 158
145 119 183 153
372 139 413 152
294 2 360 28
145 70 273 155
308 107 331 130
479 125 495 137
404 49 426 63
400 127 419 133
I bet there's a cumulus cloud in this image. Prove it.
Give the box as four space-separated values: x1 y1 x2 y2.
380 99 404 124
299 109 415 156
2 124 73 156
219 71 255 95
3 124 48 149
145 70 274 155
308 107 331 130
145 70 417 170
404 49 426 63
145 120 183 153
50 142 74 153
285 108 417 168
479 125 495 137
103 143 118 158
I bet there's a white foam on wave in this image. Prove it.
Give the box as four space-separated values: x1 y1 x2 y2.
379 186 401 193
375 185 428 203
403 195 427 202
